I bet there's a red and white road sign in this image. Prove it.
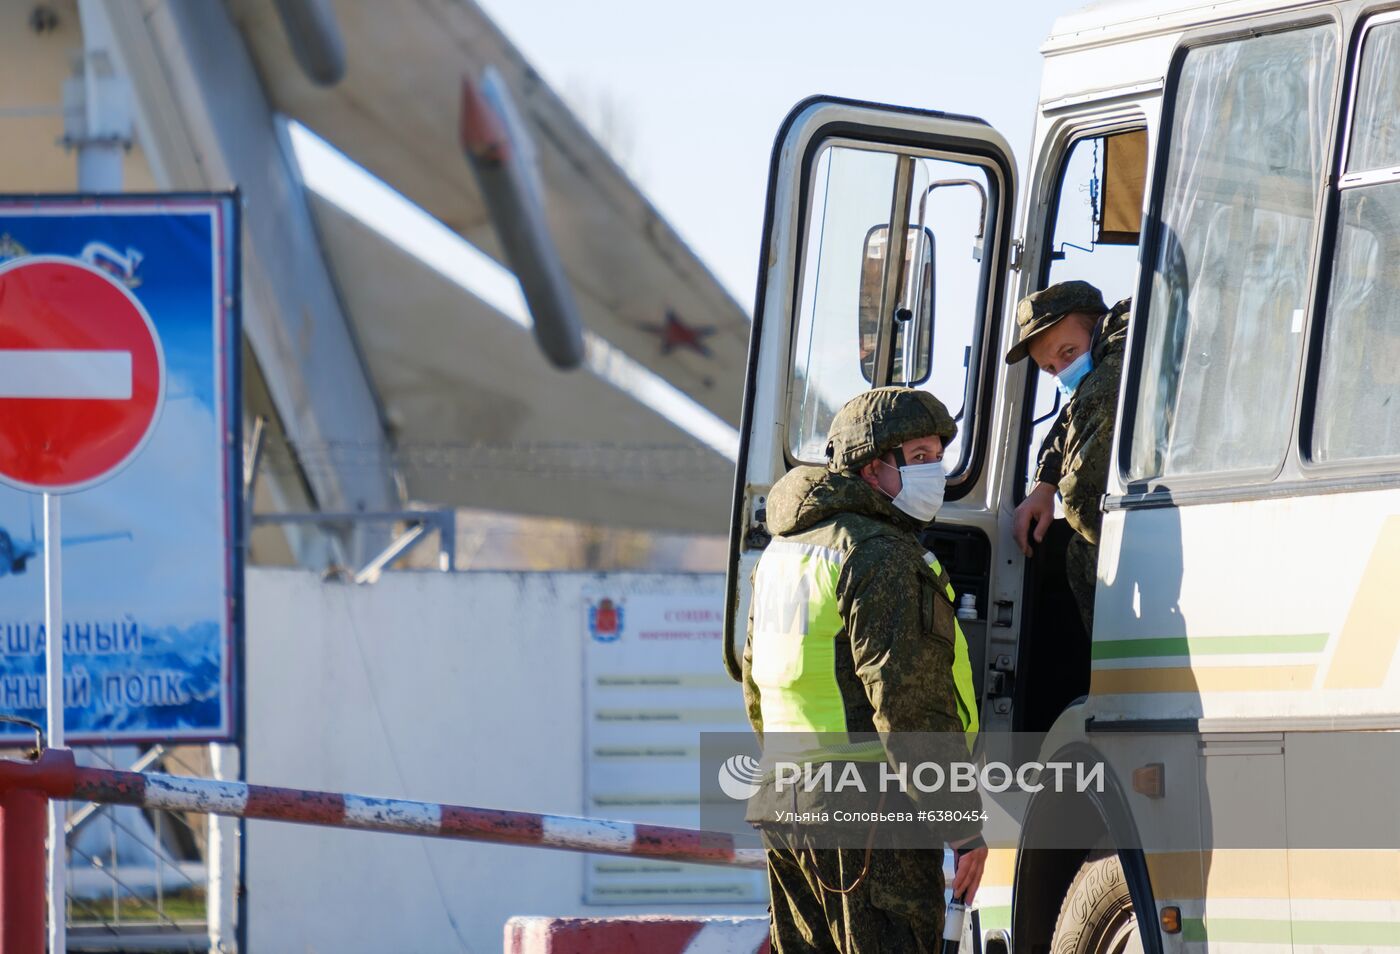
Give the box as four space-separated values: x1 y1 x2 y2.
0 255 165 493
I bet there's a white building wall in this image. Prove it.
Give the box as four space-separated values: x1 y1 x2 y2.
244 568 761 954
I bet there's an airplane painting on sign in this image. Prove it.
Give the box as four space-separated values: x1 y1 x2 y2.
0 499 130 579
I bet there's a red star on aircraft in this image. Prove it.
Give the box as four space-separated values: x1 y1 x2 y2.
641 310 715 357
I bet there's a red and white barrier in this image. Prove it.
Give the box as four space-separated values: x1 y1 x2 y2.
0 749 769 954
505 916 771 954
63 760 765 869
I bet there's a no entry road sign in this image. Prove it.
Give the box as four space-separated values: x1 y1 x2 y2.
0 255 165 493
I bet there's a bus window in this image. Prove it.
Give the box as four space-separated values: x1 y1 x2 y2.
787 142 993 475
1312 19 1400 462
1023 133 1142 499
1127 25 1338 484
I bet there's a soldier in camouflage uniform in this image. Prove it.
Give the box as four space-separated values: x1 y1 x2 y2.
742 387 987 953
1005 280 1131 634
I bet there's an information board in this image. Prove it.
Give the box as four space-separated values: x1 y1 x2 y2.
583 580 766 905
0 195 241 744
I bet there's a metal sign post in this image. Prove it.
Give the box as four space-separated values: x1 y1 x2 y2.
42 494 62 954
54 7 132 943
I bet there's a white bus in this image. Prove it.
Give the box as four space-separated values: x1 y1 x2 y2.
723 1 1400 951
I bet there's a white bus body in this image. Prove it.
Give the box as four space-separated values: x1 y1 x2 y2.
725 2 1400 950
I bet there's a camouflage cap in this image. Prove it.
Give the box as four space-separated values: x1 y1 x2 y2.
1004 280 1108 364
825 387 957 472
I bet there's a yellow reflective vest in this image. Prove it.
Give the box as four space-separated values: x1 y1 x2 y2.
748 538 979 754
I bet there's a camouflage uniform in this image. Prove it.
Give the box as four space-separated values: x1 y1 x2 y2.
1013 284 1131 633
742 388 982 953
761 829 949 953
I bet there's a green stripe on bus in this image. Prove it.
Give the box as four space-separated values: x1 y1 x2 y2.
1181 918 1290 944
1091 633 1329 661
1183 917 1400 946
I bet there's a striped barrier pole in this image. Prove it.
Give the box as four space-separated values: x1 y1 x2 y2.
66 764 765 868
2 747 766 954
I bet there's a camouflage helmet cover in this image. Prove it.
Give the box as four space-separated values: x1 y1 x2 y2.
825 387 957 471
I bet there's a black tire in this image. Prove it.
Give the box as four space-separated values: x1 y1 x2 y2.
1050 850 1143 954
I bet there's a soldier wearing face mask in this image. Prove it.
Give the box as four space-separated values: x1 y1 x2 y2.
1005 280 1131 634
742 387 986 953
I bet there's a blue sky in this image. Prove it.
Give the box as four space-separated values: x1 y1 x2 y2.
474 0 1064 307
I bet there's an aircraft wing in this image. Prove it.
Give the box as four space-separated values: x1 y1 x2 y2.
62 532 133 546
309 195 733 532
26 532 134 553
226 0 751 426
0 1 738 536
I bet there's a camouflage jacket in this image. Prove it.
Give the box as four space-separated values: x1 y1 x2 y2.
742 465 981 844
1035 299 1131 546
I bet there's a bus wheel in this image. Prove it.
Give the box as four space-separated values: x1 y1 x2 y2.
1050 850 1143 954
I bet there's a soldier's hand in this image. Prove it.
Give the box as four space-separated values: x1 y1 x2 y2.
951 844 988 904
1013 483 1057 556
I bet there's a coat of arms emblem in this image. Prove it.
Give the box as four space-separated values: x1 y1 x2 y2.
588 598 623 643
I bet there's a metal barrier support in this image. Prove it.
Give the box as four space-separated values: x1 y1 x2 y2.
0 749 78 954
0 747 762 954
0 784 48 953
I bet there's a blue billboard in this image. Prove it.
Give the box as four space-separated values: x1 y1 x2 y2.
0 195 241 744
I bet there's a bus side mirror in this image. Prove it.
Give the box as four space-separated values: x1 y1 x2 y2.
859 225 935 384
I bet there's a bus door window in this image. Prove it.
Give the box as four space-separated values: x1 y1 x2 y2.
788 143 993 478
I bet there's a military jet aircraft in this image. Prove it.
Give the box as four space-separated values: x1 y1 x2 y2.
0 509 131 579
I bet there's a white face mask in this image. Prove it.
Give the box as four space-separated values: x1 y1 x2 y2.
882 459 947 523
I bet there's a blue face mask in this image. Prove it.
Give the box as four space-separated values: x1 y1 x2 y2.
1055 350 1094 398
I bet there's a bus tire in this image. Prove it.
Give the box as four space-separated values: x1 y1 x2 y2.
1050 850 1143 954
